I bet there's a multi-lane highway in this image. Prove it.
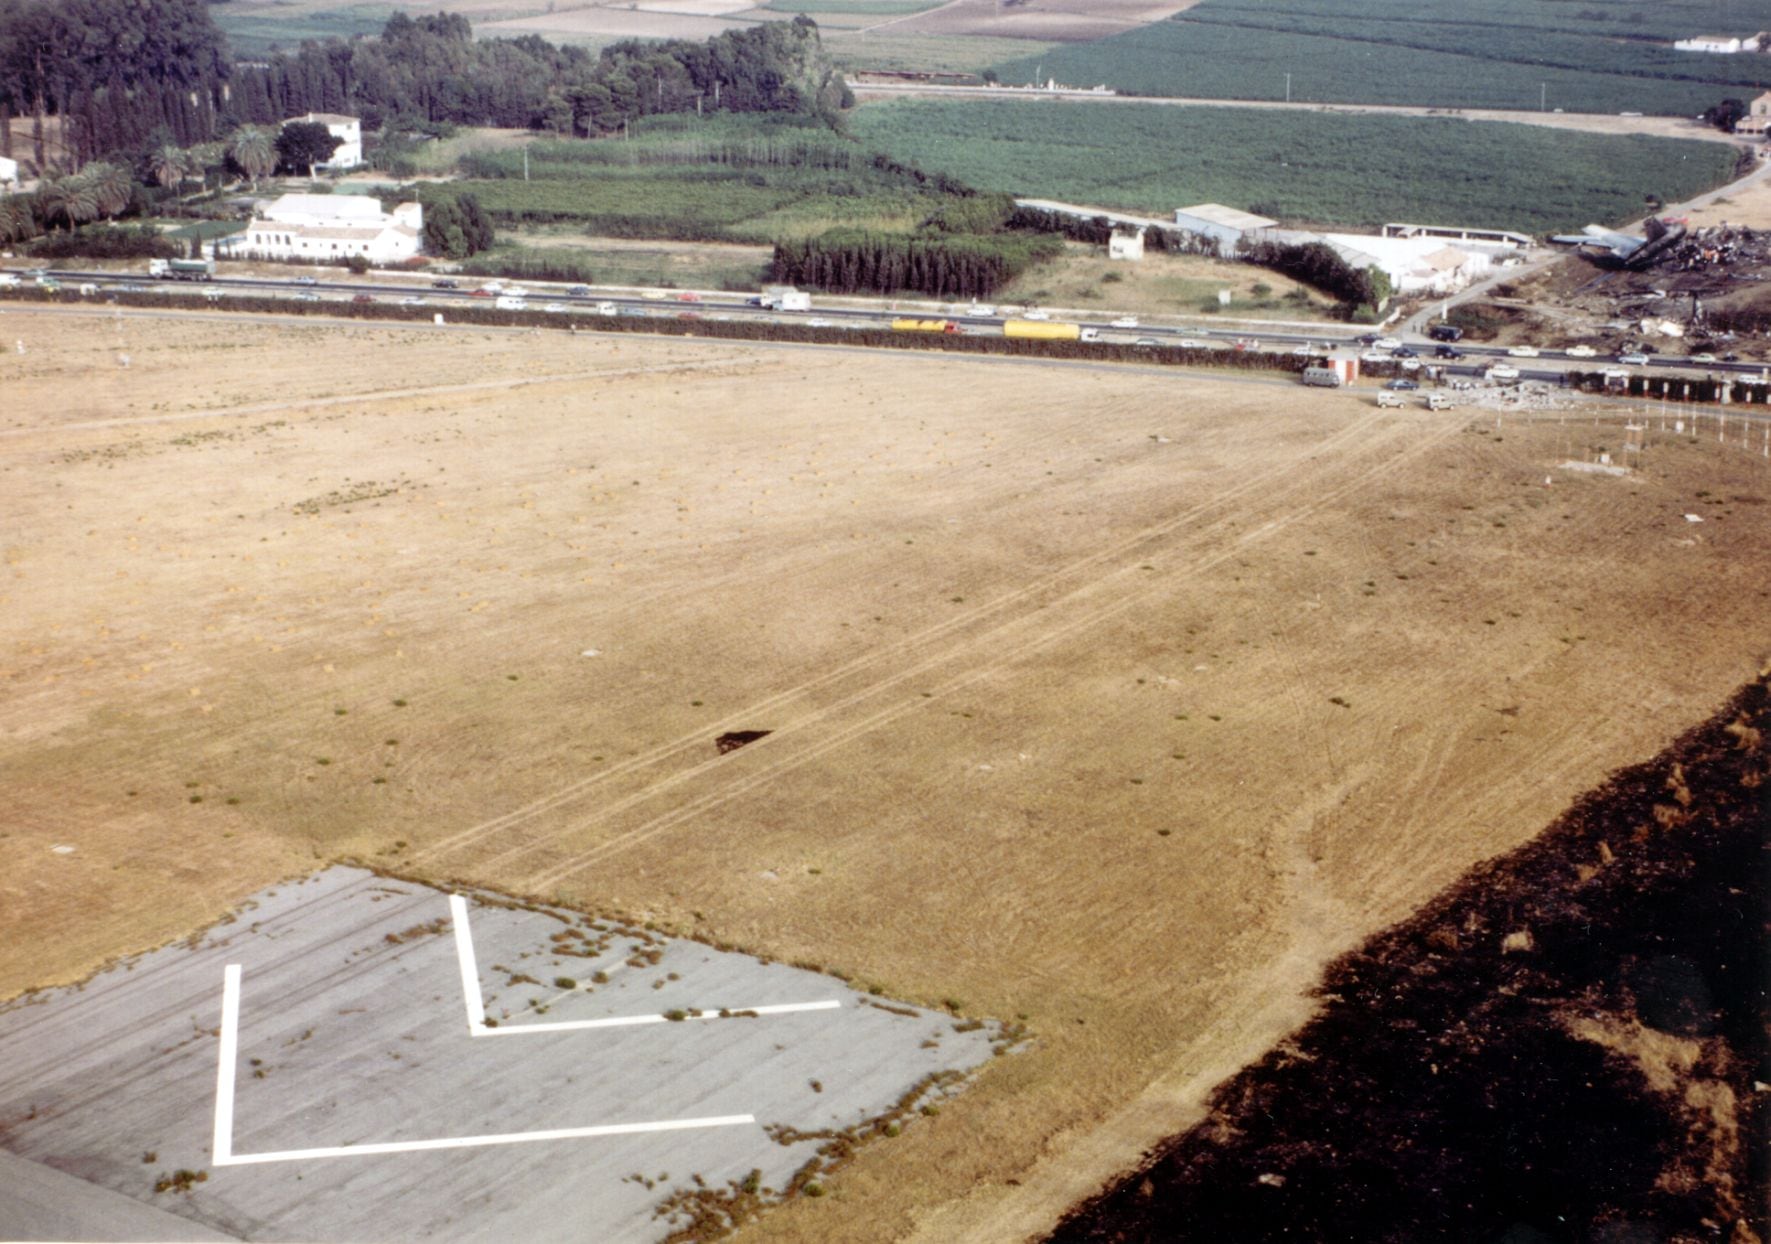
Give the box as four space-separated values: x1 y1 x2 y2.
3 265 1760 388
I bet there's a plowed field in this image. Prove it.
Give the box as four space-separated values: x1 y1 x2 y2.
2 307 1767 1241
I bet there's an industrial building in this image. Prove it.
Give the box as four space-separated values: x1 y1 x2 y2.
1170 204 1279 257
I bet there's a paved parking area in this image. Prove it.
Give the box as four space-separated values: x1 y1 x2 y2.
0 867 999 1241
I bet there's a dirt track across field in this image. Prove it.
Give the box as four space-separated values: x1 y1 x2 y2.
2 310 1768 1241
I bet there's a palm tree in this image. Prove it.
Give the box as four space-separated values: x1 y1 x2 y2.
84 162 133 220
151 143 189 190
0 195 39 245
227 126 275 190
36 175 97 232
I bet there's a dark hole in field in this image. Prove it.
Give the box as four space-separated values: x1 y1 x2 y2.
715 730 772 755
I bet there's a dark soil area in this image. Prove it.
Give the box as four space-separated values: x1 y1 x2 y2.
1048 669 1770 1244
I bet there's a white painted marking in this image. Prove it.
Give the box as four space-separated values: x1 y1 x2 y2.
448 893 839 1036
447 894 487 1032
213 963 241 1165
475 1000 842 1036
215 1114 757 1166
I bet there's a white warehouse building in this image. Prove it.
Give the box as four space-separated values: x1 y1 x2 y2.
1319 233 1489 296
231 194 423 264
282 112 363 170
1171 203 1279 257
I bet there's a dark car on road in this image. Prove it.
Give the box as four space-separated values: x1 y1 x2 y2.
432 278 460 289
1434 344 1465 359
1386 378 1420 390
1392 346 1417 358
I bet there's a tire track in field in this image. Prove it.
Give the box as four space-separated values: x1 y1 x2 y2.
413 409 1397 871
495 417 1463 892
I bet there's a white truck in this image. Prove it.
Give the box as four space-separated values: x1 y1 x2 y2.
1376 391 1405 408
760 286 811 312
1423 392 1451 410
495 294 527 311
148 257 215 280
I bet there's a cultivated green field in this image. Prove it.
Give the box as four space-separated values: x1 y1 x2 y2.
453 115 966 241
990 0 1771 115
211 4 393 55
848 100 1741 233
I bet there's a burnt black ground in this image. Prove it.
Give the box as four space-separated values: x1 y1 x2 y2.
1047 671 1770 1244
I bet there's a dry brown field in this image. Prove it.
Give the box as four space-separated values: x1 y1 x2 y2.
892 0 1200 42
2 307 1768 1241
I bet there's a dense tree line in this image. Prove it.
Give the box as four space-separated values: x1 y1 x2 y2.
227 13 847 139
1242 240 1389 311
417 190 495 259
1005 205 1216 257
771 228 1062 298
0 0 228 168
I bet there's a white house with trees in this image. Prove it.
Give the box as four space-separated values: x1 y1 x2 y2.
280 113 363 170
229 194 422 264
0 156 18 190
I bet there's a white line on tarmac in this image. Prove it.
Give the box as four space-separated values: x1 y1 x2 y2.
212 963 241 1165
474 1000 842 1036
215 1115 758 1166
447 894 488 1033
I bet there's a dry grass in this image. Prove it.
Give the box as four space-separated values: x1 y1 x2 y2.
2 307 1768 1241
999 241 1341 320
893 0 1202 41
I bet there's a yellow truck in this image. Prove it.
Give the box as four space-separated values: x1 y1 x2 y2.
892 318 960 334
1003 319 1082 341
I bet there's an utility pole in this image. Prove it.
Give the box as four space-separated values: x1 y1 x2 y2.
1285 73 1291 103
1540 82 1546 112
522 146 529 181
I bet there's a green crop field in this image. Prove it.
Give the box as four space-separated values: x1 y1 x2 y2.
847 100 1739 234
989 0 1771 115
451 115 967 242
211 4 394 56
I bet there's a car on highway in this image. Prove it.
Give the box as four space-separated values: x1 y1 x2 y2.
677 291 701 303
1433 345 1465 359
1391 345 1417 358
432 278 459 290
1022 309 1051 320
1291 344 1316 356
398 295 426 307
1399 358 1422 372
965 304 996 317
1616 352 1649 366
1485 364 1521 381
1134 337 1161 348
567 285 590 297
117 282 144 292
295 291 321 302
294 276 317 286
1374 336 1401 349
544 302 568 313
1564 344 1597 358
479 281 504 294
1176 339 1206 349
1689 352 1717 364
1506 345 1540 358
1110 315 1139 329
1359 349 1389 363
1356 333 1380 346
595 302 617 316
1386 378 1420 390
470 288 493 298
807 317 832 327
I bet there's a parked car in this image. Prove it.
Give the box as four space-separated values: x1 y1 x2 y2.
595 302 617 316
1399 358 1422 372
544 301 568 313
1386 378 1420 391
1506 344 1540 358
1359 349 1389 363
432 278 459 289
1375 336 1401 349
398 295 426 307
1616 352 1649 366
1110 315 1139 329
1485 363 1521 381
1564 344 1597 358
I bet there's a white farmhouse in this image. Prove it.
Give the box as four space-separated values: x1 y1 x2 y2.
281 112 363 170
1674 34 1748 53
1171 203 1278 257
232 194 422 264
0 156 17 190
1319 233 1489 297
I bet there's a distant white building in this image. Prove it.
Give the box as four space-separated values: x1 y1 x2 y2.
1319 233 1489 296
1673 34 1753 53
0 156 17 190
281 112 363 171
1171 204 1278 257
1108 226 1146 261
231 194 422 264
